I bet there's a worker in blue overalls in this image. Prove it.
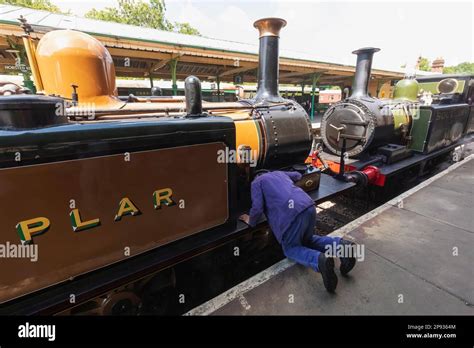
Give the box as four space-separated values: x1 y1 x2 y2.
240 170 356 292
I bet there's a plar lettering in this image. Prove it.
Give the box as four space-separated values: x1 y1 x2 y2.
114 197 141 221
70 209 101 232
15 187 180 243
153 188 176 209
16 217 50 244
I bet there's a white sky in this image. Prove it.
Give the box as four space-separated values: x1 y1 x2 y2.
51 0 473 71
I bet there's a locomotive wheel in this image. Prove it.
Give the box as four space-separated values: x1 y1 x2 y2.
101 291 141 315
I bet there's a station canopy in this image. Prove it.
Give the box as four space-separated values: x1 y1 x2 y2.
0 4 404 87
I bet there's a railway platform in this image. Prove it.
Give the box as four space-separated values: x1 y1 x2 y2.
187 155 474 315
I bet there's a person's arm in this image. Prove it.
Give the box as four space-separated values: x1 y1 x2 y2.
283 171 302 182
246 180 264 227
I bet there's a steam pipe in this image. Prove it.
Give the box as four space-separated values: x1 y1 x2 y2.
184 75 203 115
350 47 380 98
253 18 287 103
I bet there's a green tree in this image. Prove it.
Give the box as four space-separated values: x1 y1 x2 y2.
85 0 200 35
443 62 474 74
417 57 431 72
173 22 200 36
0 0 62 13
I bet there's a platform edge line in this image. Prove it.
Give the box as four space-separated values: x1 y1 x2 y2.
184 258 295 316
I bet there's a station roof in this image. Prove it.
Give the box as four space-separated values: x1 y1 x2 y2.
0 4 404 86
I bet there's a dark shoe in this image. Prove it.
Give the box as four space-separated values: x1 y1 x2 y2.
317 253 338 292
339 239 357 276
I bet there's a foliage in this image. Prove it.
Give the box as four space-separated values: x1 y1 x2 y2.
173 22 200 35
443 62 474 74
401 57 430 71
85 0 200 35
0 0 63 13
417 57 431 72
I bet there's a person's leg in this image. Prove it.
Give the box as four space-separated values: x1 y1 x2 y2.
301 207 342 253
281 206 338 292
281 210 321 271
306 235 342 253
299 206 356 277
283 245 321 271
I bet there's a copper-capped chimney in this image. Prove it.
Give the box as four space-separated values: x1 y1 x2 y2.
350 47 380 98
253 18 287 103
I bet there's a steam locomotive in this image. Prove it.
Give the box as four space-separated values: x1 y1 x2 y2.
317 48 473 188
0 18 319 315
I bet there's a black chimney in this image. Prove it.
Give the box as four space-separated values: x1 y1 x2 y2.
184 75 203 115
253 18 287 104
350 47 380 98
